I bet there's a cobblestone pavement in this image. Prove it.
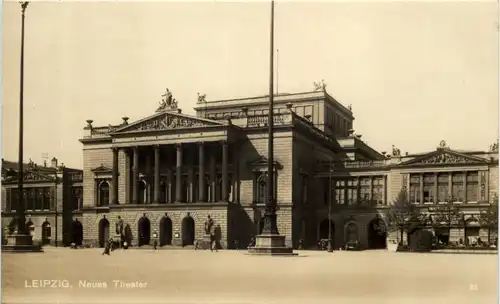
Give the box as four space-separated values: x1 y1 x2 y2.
2 248 497 304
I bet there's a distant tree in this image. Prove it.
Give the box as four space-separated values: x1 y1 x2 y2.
480 197 498 244
429 199 463 244
385 189 426 243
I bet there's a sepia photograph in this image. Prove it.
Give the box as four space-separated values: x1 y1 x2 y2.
1 0 498 303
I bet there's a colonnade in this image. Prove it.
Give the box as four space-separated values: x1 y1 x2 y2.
109 141 231 204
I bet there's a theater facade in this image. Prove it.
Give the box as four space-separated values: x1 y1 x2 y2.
78 88 498 249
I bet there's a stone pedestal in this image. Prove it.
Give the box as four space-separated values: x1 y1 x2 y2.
2 234 42 253
197 234 212 250
248 234 296 256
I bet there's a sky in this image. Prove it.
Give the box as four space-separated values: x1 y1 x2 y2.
2 1 498 169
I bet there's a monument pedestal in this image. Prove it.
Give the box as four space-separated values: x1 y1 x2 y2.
197 234 212 250
248 234 296 256
2 234 42 253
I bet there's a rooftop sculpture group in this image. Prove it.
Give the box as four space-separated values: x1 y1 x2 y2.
156 88 178 112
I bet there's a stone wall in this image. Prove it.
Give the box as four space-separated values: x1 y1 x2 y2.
81 207 229 248
82 144 113 207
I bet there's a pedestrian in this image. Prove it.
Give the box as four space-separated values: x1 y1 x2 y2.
153 239 158 250
102 238 111 256
210 225 218 252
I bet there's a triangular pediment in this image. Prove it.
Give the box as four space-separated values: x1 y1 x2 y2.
111 111 226 134
91 164 113 173
3 169 55 183
400 149 488 166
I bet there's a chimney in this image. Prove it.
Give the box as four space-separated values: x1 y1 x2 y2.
43 160 47 167
51 157 58 168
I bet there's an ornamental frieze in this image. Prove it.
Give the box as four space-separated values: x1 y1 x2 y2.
419 153 477 165
129 114 210 132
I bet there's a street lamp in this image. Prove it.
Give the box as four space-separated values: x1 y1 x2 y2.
16 1 29 236
327 161 334 252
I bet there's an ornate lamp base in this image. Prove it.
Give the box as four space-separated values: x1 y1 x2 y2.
2 234 43 253
247 233 296 256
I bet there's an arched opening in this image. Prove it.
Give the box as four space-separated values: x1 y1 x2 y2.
138 216 151 246
345 222 359 243
25 220 35 237
159 217 172 246
98 181 110 206
71 220 83 246
367 218 387 249
138 181 147 204
319 219 335 244
41 221 51 245
98 218 110 248
181 216 195 246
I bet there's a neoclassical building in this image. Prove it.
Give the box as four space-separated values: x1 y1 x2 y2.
78 88 498 249
1 158 83 246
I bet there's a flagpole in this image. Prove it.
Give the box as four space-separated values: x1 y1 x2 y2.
248 0 294 255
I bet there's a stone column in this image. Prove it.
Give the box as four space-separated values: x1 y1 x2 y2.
222 141 229 202
145 151 152 203
419 173 424 204
464 171 468 203
382 175 387 205
153 145 160 204
434 172 438 203
232 144 239 203
448 173 453 201
167 168 173 203
198 142 205 202
125 149 131 203
188 166 195 203
209 154 216 202
175 144 183 202
111 147 119 204
132 147 139 204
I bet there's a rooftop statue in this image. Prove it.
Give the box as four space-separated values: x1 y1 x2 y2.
157 88 178 111
197 93 207 103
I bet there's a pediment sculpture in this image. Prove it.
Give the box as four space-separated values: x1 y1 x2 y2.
420 153 476 164
130 114 208 132
489 140 499 152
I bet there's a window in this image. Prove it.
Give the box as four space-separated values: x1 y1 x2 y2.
452 172 464 202
335 180 345 205
35 188 43 210
98 181 110 206
347 179 358 205
372 177 383 205
26 188 35 211
256 173 267 204
423 174 435 203
466 172 478 202
409 175 420 203
359 178 371 204
71 187 82 210
437 173 449 202
42 188 51 210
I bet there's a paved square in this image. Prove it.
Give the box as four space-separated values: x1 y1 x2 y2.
2 248 497 304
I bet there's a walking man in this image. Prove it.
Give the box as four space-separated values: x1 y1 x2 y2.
210 224 218 252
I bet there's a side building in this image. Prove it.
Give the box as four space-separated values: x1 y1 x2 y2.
1 158 83 246
79 88 498 249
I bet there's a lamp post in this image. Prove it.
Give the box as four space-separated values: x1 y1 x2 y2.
16 1 29 236
248 0 293 255
327 161 334 252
